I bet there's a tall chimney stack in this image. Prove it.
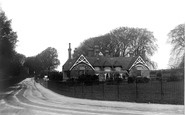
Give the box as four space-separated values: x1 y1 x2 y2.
94 45 99 57
105 50 109 57
88 48 93 57
68 43 72 60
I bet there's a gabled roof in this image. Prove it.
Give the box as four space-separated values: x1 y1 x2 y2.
70 55 94 70
63 55 143 71
129 56 149 70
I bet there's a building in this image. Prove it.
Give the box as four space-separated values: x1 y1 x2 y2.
63 43 150 81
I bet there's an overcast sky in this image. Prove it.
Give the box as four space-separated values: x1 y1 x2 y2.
1 0 185 70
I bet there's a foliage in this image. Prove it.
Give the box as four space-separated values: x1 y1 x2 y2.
166 75 181 82
156 71 162 81
37 47 60 71
0 11 26 78
77 74 99 85
9 53 26 76
48 71 63 81
127 76 150 83
168 23 185 68
0 12 17 59
167 69 184 82
136 77 150 83
127 77 135 83
24 56 42 75
114 77 123 83
73 27 158 69
24 47 60 75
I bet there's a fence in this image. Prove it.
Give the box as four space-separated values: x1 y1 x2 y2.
47 79 184 105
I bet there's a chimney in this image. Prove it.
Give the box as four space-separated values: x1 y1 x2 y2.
142 50 146 60
88 48 93 57
105 50 109 57
68 43 72 60
73 48 79 59
94 45 99 57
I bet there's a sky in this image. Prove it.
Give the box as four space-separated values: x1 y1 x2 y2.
0 0 185 71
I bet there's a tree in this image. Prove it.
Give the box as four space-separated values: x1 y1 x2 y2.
73 27 158 69
0 11 18 77
24 47 60 75
37 47 60 71
110 27 158 69
73 34 118 58
110 27 134 57
168 23 185 68
24 56 39 75
9 53 26 76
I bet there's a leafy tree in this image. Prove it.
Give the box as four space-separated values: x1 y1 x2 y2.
110 27 158 68
24 56 41 75
48 71 63 81
110 27 134 57
0 11 18 77
168 23 185 68
73 27 158 69
9 53 26 76
24 47 60 75
37 47 60 71
73 34 117 57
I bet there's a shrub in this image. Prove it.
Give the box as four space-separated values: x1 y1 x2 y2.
66 78 76 85
167 75 181 82
127 77 135 83
77 74 98 85
106 78 115 85
114 77 123 84
136 77 150 83
48 71 63 81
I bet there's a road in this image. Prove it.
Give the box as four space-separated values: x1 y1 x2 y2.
0 78 184 115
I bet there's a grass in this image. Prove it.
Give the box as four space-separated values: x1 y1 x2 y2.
47 80 184 105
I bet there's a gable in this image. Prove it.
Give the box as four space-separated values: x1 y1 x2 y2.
63 55 143 71
70 55 95 70
129 56 149 70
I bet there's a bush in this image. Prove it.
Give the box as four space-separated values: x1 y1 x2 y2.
136 77 150 83
167 75 181 82
127 77 150 83
66 78 76 86
106 78 115 85
48 71 63 81
127 77 135 83
114 77 123 84
77 74 99 85
156 72 162 81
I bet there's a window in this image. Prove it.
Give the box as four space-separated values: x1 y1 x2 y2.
115 67 121 71
94 67 100 71
104 67 111 72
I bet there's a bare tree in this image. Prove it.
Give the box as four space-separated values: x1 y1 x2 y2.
168 23 185 68
73 27 158 69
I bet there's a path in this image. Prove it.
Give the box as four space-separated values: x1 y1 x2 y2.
0 78 184 115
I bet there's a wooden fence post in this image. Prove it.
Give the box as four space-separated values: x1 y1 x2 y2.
82 82 84 98
102 83 105 100
135 79 138 102
117 83 120 101
74 83 76 97
160 72 164 98
91 84 93 98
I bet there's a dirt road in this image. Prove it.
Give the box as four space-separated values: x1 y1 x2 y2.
0 78 183 115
